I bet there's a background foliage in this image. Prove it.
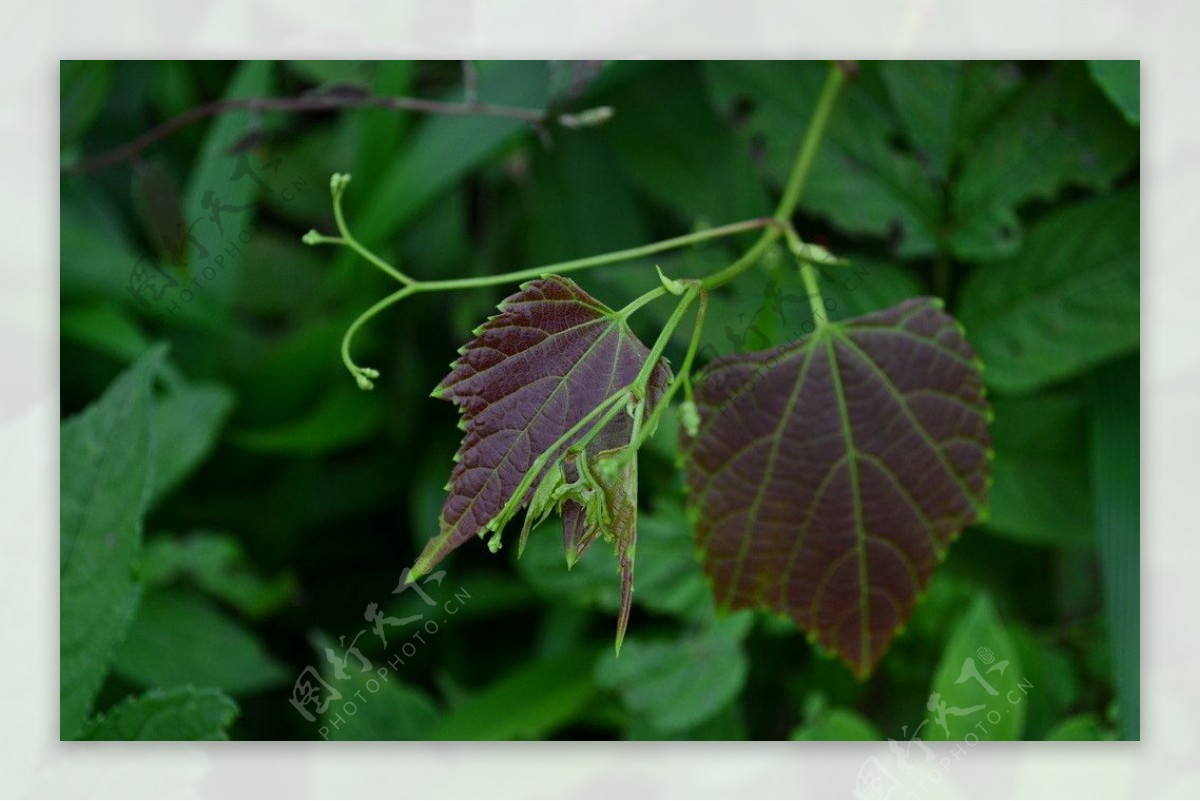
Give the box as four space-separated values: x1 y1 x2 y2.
60 60 1139 741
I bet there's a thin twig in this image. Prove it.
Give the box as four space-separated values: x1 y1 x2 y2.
62 91 551 175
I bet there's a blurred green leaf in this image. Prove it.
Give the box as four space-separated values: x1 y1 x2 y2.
515 499 710 621
230 380 384 455
286 60 371 87
602 61 769 224
987 391 1095 548
84 686 239 741
1088 60 1139 125
142 531 295 619
113 588 290 696
60 202 142 303
925 594 1026 741
515 517 622 611
349 61 418 198
630 501 712 619
595 613 752 734
706 61 940 258
232 318 344 426
60 345 166 739
624 700 746 740
1044 712 1115 741
149 60 203 122
352 61 551 251
256 128 346 228
958 188 1139 394
879 60 1021 182
149 379 235 506
1008 624 1080 740
316 662 440 740
950 62 1137 260
61 301 150 362
237 229 326 319
181 60 275 306
1090 355 1139 740
61 60 113 151
523 129 649 264
429 650 598 740
790 704 881 740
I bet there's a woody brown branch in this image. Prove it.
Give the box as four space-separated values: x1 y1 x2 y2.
62 92 552 175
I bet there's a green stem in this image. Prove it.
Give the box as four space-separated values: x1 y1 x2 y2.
633 286 698 390
618 286 668 320
329 176 413 286
630 287 708 452
774 65 846 224
699 62 846 293
327 215 773 387
340 285 416 388
784 226 830 327
799 262 827 327
410 217 774 294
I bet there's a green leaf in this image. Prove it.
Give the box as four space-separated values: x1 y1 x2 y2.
1009 624 1080 740
925 594 1026 741
684 299 992 677
523 129 649 264
706 61 940 258
958 188 1139 394
112 588 290 696
61 60 113 150
149 379 234 507
181 60 275 306
309 631 440 740
516 499 711 621
414 276 672 648
286 60 370 86
623 701 747 740
60 344 166 739
1090 355 1139 740
141 531 296 619
60 201 142 303
229 381 385 456
349 61 418 198
790 705 881 740
83 686 239 741
1044 713 1115 741
352 61 550 251
61 301 151 362
601 62 769 224
236 230 326 319
1088 60 1139 125
596 613 752 734
987 391 1095 548
428 650 598 740
950 62 1138 260
880 61 1025 182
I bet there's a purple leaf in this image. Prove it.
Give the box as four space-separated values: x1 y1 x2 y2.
414 275 671 646
683 298 991 678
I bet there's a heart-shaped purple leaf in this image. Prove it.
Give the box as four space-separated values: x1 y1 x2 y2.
683 297 991 677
